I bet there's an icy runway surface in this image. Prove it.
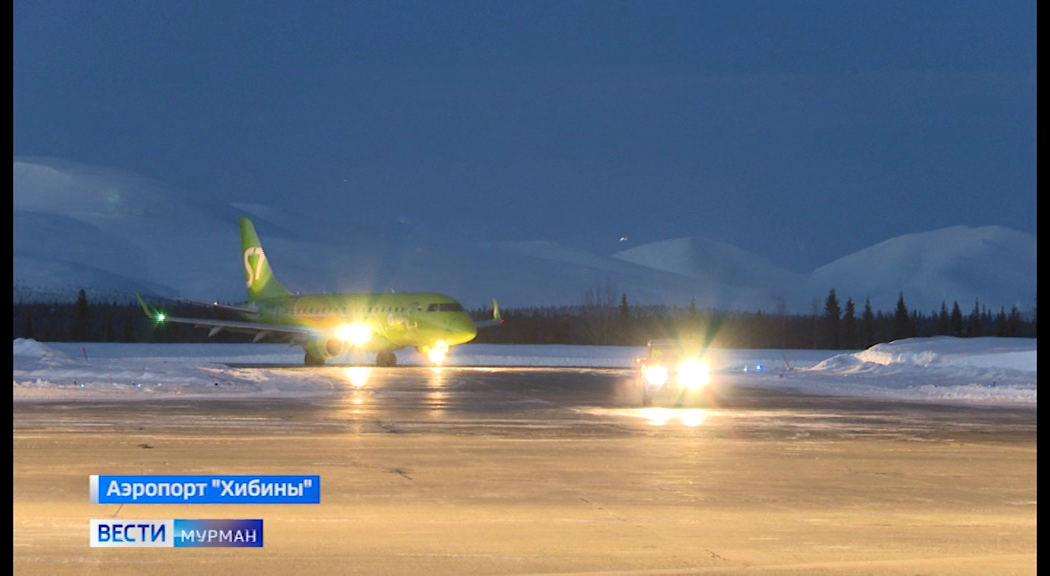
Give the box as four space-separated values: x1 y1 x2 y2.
13 337 1037 407
14 338 1036 575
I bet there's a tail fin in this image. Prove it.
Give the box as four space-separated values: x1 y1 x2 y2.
240 217 292 301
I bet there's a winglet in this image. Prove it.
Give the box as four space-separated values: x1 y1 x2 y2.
135 293 153 318
135 293 166 322
475 298 504 329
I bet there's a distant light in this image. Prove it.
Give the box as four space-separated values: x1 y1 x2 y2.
156 313 166 322
619 236 628 242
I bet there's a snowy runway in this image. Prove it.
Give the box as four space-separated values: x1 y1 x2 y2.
13 338 1037 575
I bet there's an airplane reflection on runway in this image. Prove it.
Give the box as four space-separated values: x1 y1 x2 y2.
339 367 370 408
333 367 706 426
336 366 450 415
425 367 448 417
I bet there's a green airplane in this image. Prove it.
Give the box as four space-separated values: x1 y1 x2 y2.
137 217 501 366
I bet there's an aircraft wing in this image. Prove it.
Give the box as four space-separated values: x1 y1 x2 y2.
159 315 314 342
174 297 260 316
137 293 311 343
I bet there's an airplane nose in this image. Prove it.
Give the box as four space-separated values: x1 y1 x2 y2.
459 315 477 343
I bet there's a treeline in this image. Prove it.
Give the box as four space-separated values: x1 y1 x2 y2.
470 290 1036 349
13 290 253 345
13 289 1037 350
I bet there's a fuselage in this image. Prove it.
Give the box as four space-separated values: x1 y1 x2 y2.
246 291 477 352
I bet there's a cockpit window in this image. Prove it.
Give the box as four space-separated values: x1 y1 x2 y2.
426 302 465 312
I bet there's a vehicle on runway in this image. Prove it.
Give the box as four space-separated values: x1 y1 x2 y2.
636 339 711 406
138 217 501 366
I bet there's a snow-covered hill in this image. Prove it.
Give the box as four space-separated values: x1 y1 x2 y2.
809 225 1036 314
13 158 1037 314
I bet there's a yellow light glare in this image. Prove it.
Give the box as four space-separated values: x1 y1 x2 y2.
641 408 673 426
678 358 710 388
427 340 449 364
681 409 706 427
644 365 668 385
344 367 370 387
337 323 371 346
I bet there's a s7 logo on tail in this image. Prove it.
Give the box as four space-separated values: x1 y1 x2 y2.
243 247 265 288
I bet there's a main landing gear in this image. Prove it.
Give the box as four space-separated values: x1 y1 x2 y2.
304 351 397 367
375 351 398 367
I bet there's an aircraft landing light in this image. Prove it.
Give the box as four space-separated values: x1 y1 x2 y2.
337 323 372 346
427 340 449 364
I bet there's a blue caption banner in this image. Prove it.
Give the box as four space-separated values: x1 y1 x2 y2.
90 475 320 504
90 519 264 548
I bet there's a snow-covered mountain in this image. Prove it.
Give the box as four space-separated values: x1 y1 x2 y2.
12 158 1037 314
612 237 810 311
809 225 1037 314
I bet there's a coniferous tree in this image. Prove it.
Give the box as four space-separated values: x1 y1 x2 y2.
72 289 94 341
122 318 136 342
862 298 876 348
937 302 950 336
842 298 856 349
103 312 116 342
1007 305 1024 337
892 292 912 341
950 301 964 337
966 299 983 337
995 307 1008 337
822 288 841 349
618 293 631 345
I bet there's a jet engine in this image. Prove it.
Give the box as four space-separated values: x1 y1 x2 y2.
303 338 346 366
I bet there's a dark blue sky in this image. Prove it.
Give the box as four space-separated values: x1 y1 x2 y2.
14 0 1036 272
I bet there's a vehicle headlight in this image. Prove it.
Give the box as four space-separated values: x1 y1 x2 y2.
643 365 668 385
677 358 710 388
